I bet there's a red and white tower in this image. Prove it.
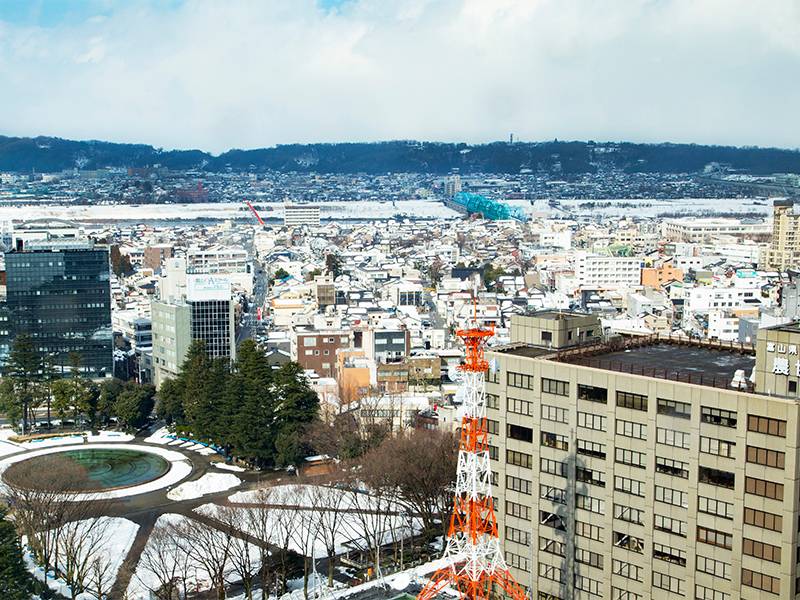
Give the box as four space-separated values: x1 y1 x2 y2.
416 321 528 600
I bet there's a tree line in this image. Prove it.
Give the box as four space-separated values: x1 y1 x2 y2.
157 338 319 468
4 134 800 175
0 334 156 435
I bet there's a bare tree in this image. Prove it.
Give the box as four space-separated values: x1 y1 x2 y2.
310 477 349 587
215 505 259 600
187 516 235 600
271 495 298 596
242 486 278 600
137 519 189 600
58 514 114 598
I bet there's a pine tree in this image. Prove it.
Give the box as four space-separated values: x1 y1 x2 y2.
7 334 44 435
0 507 33 600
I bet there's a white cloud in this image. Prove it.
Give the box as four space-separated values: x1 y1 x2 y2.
0 0 797 154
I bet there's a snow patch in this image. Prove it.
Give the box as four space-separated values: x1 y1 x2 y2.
167 473 241 501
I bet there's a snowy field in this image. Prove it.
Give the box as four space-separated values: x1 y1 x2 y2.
0 196 772 226
167 472 242 501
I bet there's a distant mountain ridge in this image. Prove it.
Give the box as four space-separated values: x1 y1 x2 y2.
1 135 799 176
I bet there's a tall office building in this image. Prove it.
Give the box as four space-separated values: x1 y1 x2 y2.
283 200 321 227
151 259 236 387
765 200 800 271
487 312 800 600
1 237 112 376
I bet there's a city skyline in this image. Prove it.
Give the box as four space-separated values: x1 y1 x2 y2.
0 0 798 154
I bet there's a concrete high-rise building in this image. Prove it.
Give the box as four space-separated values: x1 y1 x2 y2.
1 237 113 376
765 200 800 271
283 200 321 227
151 264 236 387
487 312 800 600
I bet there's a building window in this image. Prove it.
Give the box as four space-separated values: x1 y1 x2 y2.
506 501 531 521
743 538 781 563
540 510 565 530
696 556 731 580
612 559 641 581
486 393 500 410
701 406 737 428
746 445 785 469
541 331 552 343
507 372 534 389
654 514 687 537
657 398 691 419
506 474 532 495
616 391 648 411
506 552 529 572
743 507 782 532
615 447 646 469
577 412 607 431
655 456 689 478
508 424 533 443
575 547 604 569
508 397 534 416
575 520 603 541
576 439 606 459
578 384 607 403
542 377 569 396
488 445 499 461
697 496 733 520
614 503 644 526
741 568 780 595
506 449 532 469
541 404 568 423
541 431 568 451
695 585 729 600
539 563 565 584
745 476 784 500
699 436 735 457
653 542 686 566
657 427 691 449
614 476 645 497
747 414 787 437
613 531 643 553
697 526 732 549
652 572 685 596
576 491 606 519
612 588 642 600
573 574 602 596
540 484 567 505
539 536 565 558
655 486 688 508
699 466 735 489
486 419 499 435
616 419 647 440
505 526 530 546
540 458 568 478
538 593 563 600
576 465 606 487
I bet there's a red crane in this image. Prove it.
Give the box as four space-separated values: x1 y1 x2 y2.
247 201 265 226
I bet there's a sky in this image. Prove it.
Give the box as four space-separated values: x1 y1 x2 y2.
0 0 798 155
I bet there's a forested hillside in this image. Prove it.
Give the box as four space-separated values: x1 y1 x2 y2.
2 134 799 175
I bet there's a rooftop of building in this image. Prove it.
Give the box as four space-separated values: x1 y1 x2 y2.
553 334 756 391
762 321 800 334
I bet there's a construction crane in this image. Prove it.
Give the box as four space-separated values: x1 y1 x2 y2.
246 201 265 226
416 304 528 600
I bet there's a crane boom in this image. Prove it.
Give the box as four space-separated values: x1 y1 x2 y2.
246 201 265 226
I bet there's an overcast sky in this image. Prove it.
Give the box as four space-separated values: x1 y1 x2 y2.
0 0 798 154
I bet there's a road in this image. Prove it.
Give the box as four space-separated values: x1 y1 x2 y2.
236 259 268 349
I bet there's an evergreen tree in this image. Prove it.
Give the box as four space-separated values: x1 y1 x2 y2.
0 507 32 600
7 334 44 434
233 340 276 466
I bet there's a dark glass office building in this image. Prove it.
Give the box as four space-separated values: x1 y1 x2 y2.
2 239 113 376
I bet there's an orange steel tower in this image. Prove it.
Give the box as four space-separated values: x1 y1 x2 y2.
416 321 528 600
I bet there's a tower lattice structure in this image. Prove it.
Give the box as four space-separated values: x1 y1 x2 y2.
416 323 528 600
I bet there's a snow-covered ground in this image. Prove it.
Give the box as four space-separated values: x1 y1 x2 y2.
24 517 138 600
167 472 242 501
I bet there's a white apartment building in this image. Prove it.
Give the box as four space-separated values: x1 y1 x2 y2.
574 251 641 288
662 217 770 243
284 200 321 227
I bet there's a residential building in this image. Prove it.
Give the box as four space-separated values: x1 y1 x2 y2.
143 244 174 272
662 217 771 243
574 251 641 289
765 200 800 271
291 327 351 378
487 313 800 600
284 200 321 227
